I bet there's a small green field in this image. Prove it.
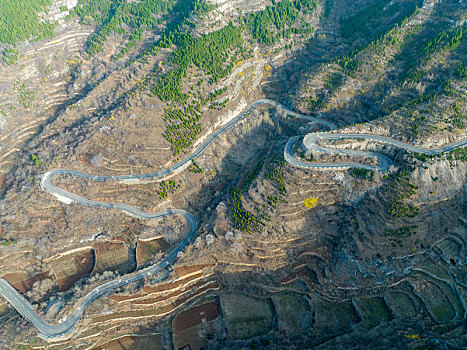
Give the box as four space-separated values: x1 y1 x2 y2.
353 296 393 328
220 294 273 340
272 292 313 335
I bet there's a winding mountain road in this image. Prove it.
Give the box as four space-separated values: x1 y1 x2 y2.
0 98 465 338
0 99 332 339
285 133 467 172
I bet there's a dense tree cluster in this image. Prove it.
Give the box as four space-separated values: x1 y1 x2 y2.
341 0 392 39
265 156 287 196
350 168 374 181
385 167 419 218
1 47 19 66
336 4 421 78
322 0 332 18
447 102 466 129
294 0 319 13
400 24 465 83
229 155 288 234
172 25 243 82
454 63 466 80
130 0 215 63
153 24 243 101
154 68 187 102
0 0 55 44
229 159 266 233
244 0 316 45
162 105 202 156
245 0 298 45
230 187 266 233
72 0 172 56
448 147 467 162
188 160 203 173
324 72 344 93
157 180 181 199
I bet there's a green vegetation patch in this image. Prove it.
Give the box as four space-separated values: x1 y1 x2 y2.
14 80 36 109
342 0 389 38
153 23 243 101
172 25 243 83
454 63 466 80
157 180 181 199
0 0 55 44
229 155 287 234
322 0 333 18
341 0 420 40
307 2 421 112
72 0 172 56
244 0 316 46
245 0 298 45
188 160 203 173
385 166 419 218
350 168 374 181
1 239 17 247
220 294 273 340
353 296 392 328
383 225 417 247
31 154 41 167
336 5 420 78
398 22 465 83
272 293 313 334
1 47 19 66
384 290 418 318
412 151 435 162
162 105 202 156
230 187 265 233
448 147 467 163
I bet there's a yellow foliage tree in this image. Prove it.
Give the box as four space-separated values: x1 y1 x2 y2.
303 197 318 208
404 334 421 340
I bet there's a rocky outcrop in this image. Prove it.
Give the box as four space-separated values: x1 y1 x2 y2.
412 161 467 204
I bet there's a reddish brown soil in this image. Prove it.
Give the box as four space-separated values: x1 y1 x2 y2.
110 272 206 302
133 280 210 305
175 264 214 278
110 293 146 302
172 300 220 333
93 282 219 324
2 271 50 293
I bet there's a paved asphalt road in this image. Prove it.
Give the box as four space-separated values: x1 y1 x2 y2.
285 133 467 172
0 98 465 339
0 99 332 339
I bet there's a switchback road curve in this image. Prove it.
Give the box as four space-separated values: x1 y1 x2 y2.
0 98 465 338
284 133 467 172
0 99 333 339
